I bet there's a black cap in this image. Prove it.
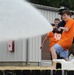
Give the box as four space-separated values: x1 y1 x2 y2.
59 6 74 15
59 7 69 15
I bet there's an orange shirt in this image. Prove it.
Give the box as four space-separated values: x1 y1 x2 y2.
47 32 61 48
58 18 74 50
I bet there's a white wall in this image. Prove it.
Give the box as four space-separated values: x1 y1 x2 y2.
0 39 27 62
38 9 60 23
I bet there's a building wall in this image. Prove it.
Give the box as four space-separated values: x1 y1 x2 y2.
28 36 41 62
38 9 60 23
0 39 27 62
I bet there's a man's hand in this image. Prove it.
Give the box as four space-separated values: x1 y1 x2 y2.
59 27 64 29
58 27 62 31
58 27 69 32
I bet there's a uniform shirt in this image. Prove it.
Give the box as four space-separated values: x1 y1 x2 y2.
47 32 61 48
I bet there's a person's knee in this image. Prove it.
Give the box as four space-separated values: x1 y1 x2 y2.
50 47 56 53
50 47 54 52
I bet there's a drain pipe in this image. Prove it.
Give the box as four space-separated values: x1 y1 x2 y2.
26 39 29 66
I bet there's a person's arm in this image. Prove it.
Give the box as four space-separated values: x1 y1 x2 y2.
40 35 48 49
59 27 69 32
58 19 73 32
